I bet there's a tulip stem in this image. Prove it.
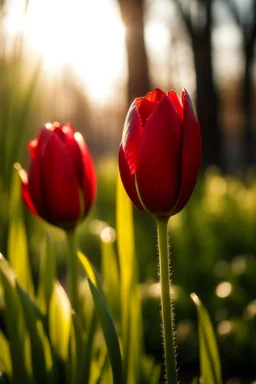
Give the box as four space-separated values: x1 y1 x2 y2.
156 217 177 384
66 229 79 314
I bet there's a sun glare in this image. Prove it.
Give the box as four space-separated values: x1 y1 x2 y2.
4 0 173 105
4 0 126 105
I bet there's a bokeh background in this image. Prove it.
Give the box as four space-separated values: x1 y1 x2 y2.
0 0 256 383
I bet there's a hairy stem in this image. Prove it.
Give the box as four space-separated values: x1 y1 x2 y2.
156 216 177 384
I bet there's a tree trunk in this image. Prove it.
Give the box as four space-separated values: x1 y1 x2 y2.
172 0 222 169
118 0 150 105
192 31 222 169
243 43 255 168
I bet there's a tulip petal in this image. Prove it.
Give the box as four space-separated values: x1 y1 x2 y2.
121 100 143 175
75 133 97 214
172 89 201 215
118 146 146 212
136 88 166 124
40 132 81 225
136 95 182 215
145 88 166 103
55 122 84 183
19 168 39 216
31 126 54 162
27 157 45 218
136 98 156 126
168 90 183 123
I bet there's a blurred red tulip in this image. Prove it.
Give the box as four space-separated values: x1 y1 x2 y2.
19 122 96 229
119 88 201 217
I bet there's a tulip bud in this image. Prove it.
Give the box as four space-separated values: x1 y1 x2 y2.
118 88 201 217
19 122 96 229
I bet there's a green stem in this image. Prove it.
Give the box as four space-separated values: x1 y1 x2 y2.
66 229 79 314
156 217 177 384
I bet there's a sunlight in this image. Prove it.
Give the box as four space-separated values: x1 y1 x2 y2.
3 0 173 106
4 0 126 105
216 281 233 298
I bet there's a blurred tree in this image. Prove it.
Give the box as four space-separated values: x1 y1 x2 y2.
117 0 150 104
226 0 256 169
172 0 222 169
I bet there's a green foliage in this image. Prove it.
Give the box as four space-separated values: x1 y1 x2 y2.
116 173 143 384
91 163 256 381
7 166 34 297
37 235 56 314
191 293 222 384
0 167 163 384
88 279 123 384
49 282 71 362
0 256 31 384
0 0 41 257
17 283 50 384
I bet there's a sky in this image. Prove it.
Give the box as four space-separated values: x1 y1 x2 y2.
3 0 244 106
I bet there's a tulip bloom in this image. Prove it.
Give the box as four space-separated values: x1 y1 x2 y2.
119 88 201 217
19 122 96 229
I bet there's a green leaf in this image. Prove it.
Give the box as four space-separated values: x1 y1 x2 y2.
0 255 31 384
78 254 99 384
78 251 102 291
100 231 120 321
17 283 51 384
116 173 135 310
88 279 123 384
8 166 34 297
49 282 71 362
82 311 97 384
0 331 11 376
37 234 56 314
191 378 199 384
191 293 222 384
93 348 108 384
68 313 85 384
116 172 142 383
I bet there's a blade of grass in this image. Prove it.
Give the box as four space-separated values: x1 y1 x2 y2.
127 280 143 384
82 311 97 384
0 254 31 384
116 172 142 383
100 231 120 321
93 348 108 384
88 279 123 384
78 252 100 384
8 166 34 297
0 330 11 377
37 234 56 315
78 251 102 290
49 282 71 363
68 312 85 384
191 293 222 384
17 283 51 384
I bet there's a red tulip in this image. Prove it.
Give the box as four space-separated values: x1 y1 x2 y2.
19 122 96 229
119 88 201 217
